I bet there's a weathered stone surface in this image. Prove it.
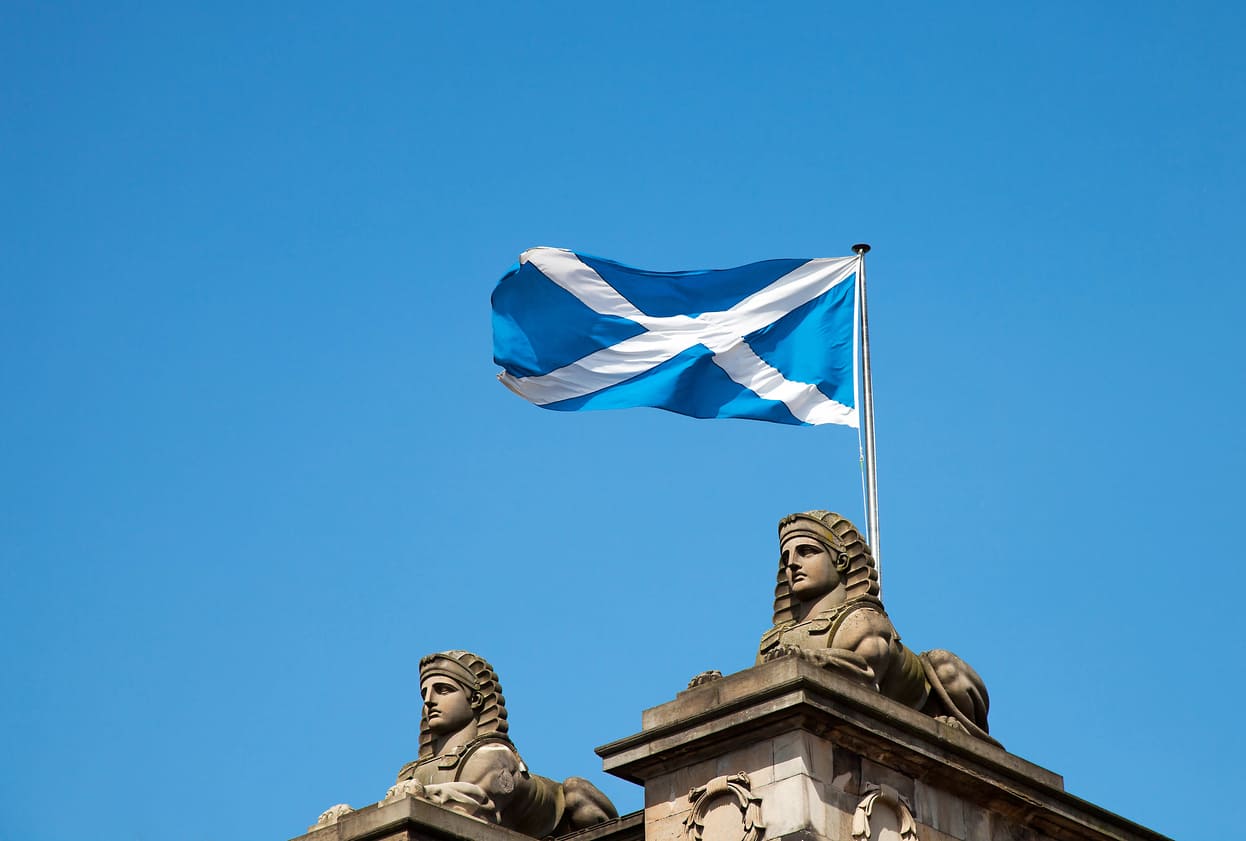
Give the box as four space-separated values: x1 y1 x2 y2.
757 510 999 745
599 657 1170 841
752 774 814 837
963 804 993 841
914 777 967 838
772 730 812 782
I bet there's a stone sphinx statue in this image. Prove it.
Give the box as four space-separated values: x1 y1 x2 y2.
384 650 618 836
756 510 1000 746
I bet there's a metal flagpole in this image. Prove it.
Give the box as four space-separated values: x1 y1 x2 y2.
852 243 882 591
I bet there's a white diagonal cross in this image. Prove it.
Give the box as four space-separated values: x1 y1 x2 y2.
498 248 859 426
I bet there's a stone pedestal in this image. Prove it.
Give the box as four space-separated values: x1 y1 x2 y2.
596 657 1169 841
293 797 536 841
288 797 641 841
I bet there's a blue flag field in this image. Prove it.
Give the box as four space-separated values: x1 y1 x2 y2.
491 247 861 427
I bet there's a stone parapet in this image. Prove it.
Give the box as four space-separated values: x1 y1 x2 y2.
596 657 1169 841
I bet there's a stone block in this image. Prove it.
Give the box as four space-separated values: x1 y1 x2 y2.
816 780 859 823
714 737 775 788
830 746 862 796
802 776 828 839
645 772 680 809
772 730 812 782
644 795 691 824
991 819 1040 841
673 758 726 803
645 813 689 841
914 825 957 841
914 778 967 838
963 803 992 841
806 734 836 787
755 773 812 837
825 793 855 841
859 758 914 805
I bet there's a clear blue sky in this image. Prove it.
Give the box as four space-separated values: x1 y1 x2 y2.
3 4 1243 840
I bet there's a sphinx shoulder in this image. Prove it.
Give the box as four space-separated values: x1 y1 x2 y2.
831 603 897 651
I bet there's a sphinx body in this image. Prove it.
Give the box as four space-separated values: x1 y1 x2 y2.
387 650 617 836
756 511 999 746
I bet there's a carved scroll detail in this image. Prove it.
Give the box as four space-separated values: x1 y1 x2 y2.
851 784 918 840
683 772 765 841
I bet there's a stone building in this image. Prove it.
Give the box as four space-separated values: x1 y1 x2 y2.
292 655 1168 841
292 512 1170 841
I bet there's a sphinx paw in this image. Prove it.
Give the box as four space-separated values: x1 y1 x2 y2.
763 644 801 662
384 780 426 802
312 803 354 829
933 715 967 733
687 670 724 688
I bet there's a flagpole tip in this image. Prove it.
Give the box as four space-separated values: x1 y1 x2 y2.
852 243 871 255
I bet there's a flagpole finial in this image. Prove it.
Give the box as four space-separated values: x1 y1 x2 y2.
852 243 871 255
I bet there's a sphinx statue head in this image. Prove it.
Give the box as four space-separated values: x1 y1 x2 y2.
771 510 880 624
416 650 509 760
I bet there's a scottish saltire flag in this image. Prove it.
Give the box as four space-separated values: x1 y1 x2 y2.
491 247 860 427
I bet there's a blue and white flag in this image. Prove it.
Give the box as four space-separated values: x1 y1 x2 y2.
491 248 860 427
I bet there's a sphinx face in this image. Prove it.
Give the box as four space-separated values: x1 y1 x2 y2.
781 535 839 602
420 675 476 734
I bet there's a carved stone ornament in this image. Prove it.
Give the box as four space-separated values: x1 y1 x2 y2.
851 784 918 841
683 772 765 841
